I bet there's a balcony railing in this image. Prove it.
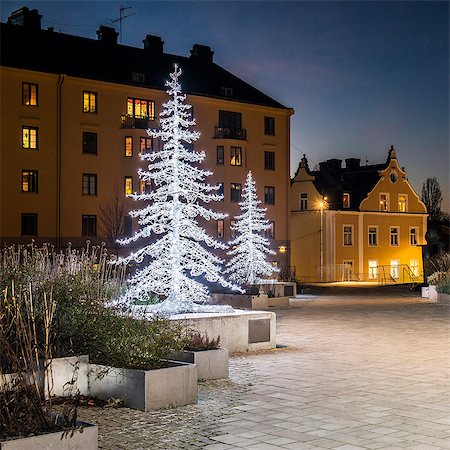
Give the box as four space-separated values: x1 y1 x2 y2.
121 115 151 129
214 127 247 140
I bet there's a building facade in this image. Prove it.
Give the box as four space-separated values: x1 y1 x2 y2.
0 7 292 269
290 147 427 283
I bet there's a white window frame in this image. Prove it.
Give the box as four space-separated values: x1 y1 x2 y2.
368 260 378 280
368 225 378 247
390 259 400 279
379 192 389 212
390 226 399 246
342 193 350 208
409 226 418 246
343 224 354 247
398 193 408 213
410 259 419 277
300 192 307 211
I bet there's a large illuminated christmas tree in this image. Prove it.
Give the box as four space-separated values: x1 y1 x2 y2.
118 66 238 315
225 171 278 285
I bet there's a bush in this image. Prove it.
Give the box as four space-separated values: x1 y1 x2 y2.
184 330 220 351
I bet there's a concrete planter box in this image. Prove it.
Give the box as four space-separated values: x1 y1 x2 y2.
89 360 197 411
46 355 90 398
428 285 438 301
0 421 98 449
171 310 276 353
170 348 229 380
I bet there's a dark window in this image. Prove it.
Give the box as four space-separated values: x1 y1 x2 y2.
230 146 242 166
230 183 242 202
264 116 275 136
131 72 146 83
22 126 38 149
22 170 38 193
125 136 133 157
220 87 233 97
217 182 224 201
217 220 224 238
83 132 97 154
265 221 275 239
264 151 275 170
82 174 97 195
300 193 307 210
21 213 38 236
82 215 97 236
22 82 38 106
140 137 153 155
219 110 242 129
230 220 237 239
216 146 224 165
127 98 155 119
83 91 97 113
123 216 133 237
264 186 275 205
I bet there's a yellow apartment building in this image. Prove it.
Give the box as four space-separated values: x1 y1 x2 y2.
290 147 427 283
0 7 293 269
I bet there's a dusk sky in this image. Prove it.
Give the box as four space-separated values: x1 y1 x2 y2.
2 1 448 209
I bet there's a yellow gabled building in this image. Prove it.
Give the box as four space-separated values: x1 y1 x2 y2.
290 146 427 283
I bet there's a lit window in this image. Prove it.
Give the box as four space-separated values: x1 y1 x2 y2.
139 180 152 194
216 146 224 165
390 227 399 246
21 213 37 236
217 220 224 238
140 137 152 155
22 170 38 193
83 91 97 113
22 82 38 106
300 193 307 210
343 193 350 208
217 182 224 201
264 116 275 136
82 132 97 154
230 183 241 202
264 151 275 170
22 126 38 149
343 225 353 246
127 98 155 119
82 215 97 236
265 221 275 239
390 260 399 279
398 194 407 212
368 260 378 280
125 176 133 196
82 174 97 195
125 136 133 157
264 186 275 205
410 227 418 246
368 226 378 246
230 146 242 166
410 260 419 277
380 193 389 212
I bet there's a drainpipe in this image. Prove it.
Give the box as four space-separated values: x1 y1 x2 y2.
56 74 65 250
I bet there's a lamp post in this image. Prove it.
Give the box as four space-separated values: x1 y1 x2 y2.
319 197 327 282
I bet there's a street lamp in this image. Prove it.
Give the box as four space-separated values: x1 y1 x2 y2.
319 197 327 282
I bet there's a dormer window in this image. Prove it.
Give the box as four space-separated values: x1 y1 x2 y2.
131 72 146 83
379 193 389 212
343 193 350 208
220 87 233 97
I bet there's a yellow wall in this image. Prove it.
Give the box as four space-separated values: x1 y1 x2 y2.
1 66 291 266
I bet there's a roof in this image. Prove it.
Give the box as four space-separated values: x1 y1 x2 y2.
0 21 289 110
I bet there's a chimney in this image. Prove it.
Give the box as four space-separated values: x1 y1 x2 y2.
96 26 119 44
190 44 214 63
143 35 164 54
319 159 342 175
7 7 42 30
345 158 360 170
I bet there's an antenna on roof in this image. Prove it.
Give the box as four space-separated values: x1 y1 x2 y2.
111 5 134 44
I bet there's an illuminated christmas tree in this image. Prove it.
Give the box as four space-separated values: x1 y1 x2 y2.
118 66 238 314
225 171 278 285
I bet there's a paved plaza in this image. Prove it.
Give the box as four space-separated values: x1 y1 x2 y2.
80 286 450 449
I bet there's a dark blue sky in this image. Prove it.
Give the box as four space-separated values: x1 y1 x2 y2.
2 1 448 208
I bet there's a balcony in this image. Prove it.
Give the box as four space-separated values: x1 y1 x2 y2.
121 115 151 129
214 127 247 140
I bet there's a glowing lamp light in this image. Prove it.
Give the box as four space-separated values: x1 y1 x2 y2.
278 245 287 253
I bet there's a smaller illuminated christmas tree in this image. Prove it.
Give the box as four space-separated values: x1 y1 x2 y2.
225 171 278 285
